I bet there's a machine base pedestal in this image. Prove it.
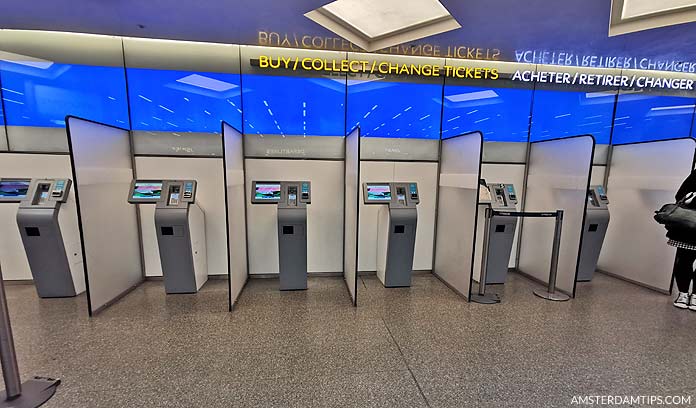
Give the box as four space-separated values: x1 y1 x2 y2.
0 377 60 408
471 293 500 304
533 290 570 302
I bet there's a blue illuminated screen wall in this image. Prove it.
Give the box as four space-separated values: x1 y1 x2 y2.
127 68 241 133
347 80 441 139
530 89 615 143
0 61 129 128
242 74 345 136
442 85 532 142
611 94 696 144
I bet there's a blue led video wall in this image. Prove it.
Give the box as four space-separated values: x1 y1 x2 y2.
127 68 242 133
0 61 129 128
611 94 696 145
242 74 344 136
347 80 442 139
530 90 615 144
442 85 532 142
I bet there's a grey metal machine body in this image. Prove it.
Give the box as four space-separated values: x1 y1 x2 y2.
476 182 518 285
129 180 208 294
14 179 77 298
251 181 311 291
363 182 420 288
577 185 610 282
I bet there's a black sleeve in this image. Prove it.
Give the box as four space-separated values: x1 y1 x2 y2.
676 170 696 201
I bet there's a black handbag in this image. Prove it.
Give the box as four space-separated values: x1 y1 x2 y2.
655 194 696 232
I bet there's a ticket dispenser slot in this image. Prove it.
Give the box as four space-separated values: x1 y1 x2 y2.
577 185 610 282
364 182 419 288
475 182 519 285
11 178 78 298
252 181 311 291
32 183 51 205
129 179 207 294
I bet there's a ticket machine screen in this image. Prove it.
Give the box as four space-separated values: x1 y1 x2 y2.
0 180 30 199
254 183 281 201
132 182 163 200
367 185 391 201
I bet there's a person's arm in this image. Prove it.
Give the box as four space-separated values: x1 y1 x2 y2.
676 170 696 200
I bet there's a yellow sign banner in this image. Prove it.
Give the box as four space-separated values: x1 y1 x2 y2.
258 55 499 80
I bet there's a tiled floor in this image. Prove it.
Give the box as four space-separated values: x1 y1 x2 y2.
4 272 695 407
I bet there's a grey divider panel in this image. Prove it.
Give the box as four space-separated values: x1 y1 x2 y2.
434 131 483 300
518 135 594 297
343 127 360 306
66 117 143 315
222 123 248 309
598 139 696 292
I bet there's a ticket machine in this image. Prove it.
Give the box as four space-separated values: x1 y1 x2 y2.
363 182 419 288
128 180 207 293
475 181 519 284
0 178 83 298
251 181 311 291
577 185 610 282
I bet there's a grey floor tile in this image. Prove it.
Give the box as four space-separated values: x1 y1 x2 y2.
4 272 696 407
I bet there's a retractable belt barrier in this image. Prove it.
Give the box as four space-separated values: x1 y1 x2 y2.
472 208 568 304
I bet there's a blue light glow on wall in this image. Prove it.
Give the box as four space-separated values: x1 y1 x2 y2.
530 90 615 143
347 80 441 139
611 94 696 144
0 61 129 128
127 68 241 133
442 85 532 142
242 74 344 136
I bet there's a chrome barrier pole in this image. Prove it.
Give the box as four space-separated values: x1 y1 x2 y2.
534 210 570 301
472 207 500 304
0 264 60 407
0 267 21 400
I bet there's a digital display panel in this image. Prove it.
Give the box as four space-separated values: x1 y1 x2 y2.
366 184 391 201
348 81 442 139
243 74 345 136
127 68 242 132
254 183 281 201
132 182 163 200
0 61 129 128
611 94 696 144
530 89 615 144
442 85 533 142
0 180 30 199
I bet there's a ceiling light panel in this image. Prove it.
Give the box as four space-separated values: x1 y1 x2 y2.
305 0 460 52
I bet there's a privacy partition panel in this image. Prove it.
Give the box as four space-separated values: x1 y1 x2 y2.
598 138 696 292
222 122 248 309
343 127 360 306
434 131 483 300
66 116 143 315
518 135 594 297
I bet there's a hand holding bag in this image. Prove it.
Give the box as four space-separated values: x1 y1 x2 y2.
655 193 696 232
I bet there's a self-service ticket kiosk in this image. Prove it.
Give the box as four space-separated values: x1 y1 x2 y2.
0 178 83 298
577 185 610 282
251 181 311 291
128 180 207 293
363 182 419 288
476 181 519 284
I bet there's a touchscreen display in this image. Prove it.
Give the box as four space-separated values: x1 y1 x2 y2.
132 182 163 200
0 180 30 199
255 183 281 201
367 184 391 201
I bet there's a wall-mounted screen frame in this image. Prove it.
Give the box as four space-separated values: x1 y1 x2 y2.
251 181 282 203
363 183 392 203
128 180 164 203
0 178 31 202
